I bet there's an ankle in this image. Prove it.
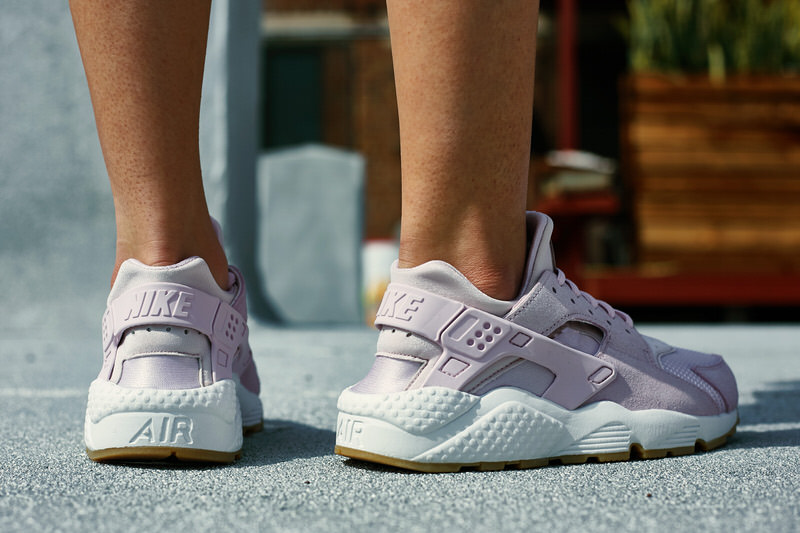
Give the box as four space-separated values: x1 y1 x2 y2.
460 266 522 301
112 229 230 290
398 241 524 301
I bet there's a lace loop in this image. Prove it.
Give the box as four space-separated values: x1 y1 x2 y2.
556 269 633 327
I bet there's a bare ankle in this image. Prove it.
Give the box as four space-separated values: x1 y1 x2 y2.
398 240 524 301
461 267 522 301
112 234 230 290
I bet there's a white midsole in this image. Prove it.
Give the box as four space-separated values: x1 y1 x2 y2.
336 387 737 464
84 379 242 453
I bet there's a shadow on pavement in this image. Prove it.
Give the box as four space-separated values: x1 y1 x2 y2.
237 419 335 467
731 379 800 450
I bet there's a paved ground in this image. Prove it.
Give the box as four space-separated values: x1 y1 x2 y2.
1 323 798 532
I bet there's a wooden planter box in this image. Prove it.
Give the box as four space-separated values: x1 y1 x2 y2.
621 75 800 273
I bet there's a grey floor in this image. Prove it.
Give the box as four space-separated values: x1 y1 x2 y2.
1 322 799 533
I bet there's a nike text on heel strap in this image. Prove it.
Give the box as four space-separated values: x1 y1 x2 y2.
374 283 616 410
101 282 247 382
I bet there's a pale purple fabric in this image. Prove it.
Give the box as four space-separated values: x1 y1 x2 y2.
103 282 245 383
586 354 721 416
236 357 261 396
354 211 738 417
467 359 555 397
352 355 424 394
374 284 617 410
228 266 261 395
550 321 603 355
118 355 202 389
660 348 727 412
694 360 739 413
101 260 260 395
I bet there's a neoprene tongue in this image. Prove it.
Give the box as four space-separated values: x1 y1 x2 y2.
517 212 557 297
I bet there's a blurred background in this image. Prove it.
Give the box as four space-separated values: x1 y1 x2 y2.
259 0 800 323
1 0 799 335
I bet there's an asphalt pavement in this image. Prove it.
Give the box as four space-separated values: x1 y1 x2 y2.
1 323 799 532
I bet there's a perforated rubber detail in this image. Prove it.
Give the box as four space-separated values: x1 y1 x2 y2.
86 379 237 424
336 422 737 473
337 387 478 434
416 403 566 464
336 387 738 473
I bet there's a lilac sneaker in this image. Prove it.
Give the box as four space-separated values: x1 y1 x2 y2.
336 212 738 472
84 257 263 463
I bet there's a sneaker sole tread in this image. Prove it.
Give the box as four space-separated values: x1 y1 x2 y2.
335 387 738 472
335 422 736 473
85 421 263 464
84 379 263 464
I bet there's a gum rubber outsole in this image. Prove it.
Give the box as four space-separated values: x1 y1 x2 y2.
86 446 242 464
86 421 264 464
335 421 737 473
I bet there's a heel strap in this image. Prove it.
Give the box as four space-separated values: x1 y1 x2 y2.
375 283 616 410
100 282 247 383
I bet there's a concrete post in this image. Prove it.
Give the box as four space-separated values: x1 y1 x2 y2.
0 0 264 332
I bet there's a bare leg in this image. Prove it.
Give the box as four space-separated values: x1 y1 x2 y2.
388 0 538 300
70 0 229 289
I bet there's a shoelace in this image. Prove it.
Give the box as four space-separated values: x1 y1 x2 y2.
556 269 634 328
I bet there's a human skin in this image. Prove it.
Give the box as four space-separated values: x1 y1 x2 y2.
71 0 539 299
70 0 229 289
389 0 539 300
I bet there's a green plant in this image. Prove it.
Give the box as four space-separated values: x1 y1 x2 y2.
623 0 800 76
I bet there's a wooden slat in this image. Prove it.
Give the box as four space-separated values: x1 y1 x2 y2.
636 251 800 272
624 75 800 99
637 194 800 215
622 75 800 271
638 224 800 252
632 150 800 168
628 101 800 127
628 122 800 152
639 175 800 194
582 268 800 306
